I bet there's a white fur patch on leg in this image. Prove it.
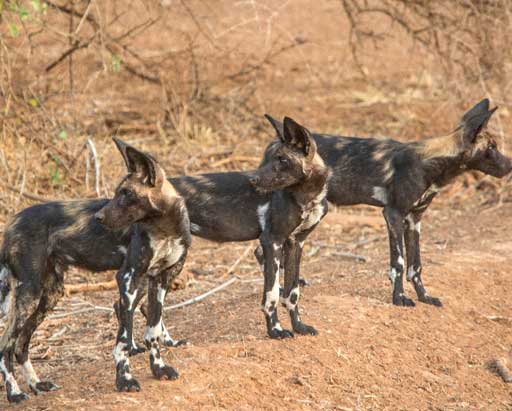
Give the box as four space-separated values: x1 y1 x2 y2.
0 357 22 395
21 360 40 388
283 286 300 311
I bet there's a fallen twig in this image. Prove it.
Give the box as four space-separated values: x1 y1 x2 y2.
4 184 54 203
86 138 101 197
65 280 117 294
227 245 254 275
494 357 512 383
329 252 367 262
164 277 238 311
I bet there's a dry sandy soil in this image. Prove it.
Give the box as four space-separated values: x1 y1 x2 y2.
1 201 512 411
2 0 512 410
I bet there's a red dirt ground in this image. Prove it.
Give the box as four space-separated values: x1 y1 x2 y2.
2 1 512 410
2 202 512 411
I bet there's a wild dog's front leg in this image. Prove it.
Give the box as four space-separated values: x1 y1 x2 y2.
113 266 145 392
282 234 317 336
383 207 414 307
260 236 292 339
405 212 442 307
144 274 179 380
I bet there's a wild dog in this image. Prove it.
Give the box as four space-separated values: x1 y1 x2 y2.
0 139 189 403
168 117 330 339
264 99 511 307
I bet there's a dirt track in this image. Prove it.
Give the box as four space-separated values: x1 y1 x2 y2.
2 201 512 411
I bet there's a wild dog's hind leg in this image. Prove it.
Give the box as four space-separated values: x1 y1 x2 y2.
405 204 442 307
15 271 64 394
0 281 42 403
282 230 317 336
383 207 414 307
144 273 178 380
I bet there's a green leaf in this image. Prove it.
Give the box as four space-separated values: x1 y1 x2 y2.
111 54 122 73
50 166 61 186
58 130 68 140
18 4 29 20
28 98 38 107
30 0 40 12
8 23 19 38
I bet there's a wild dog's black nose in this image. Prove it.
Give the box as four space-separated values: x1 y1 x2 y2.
249 176 259 186
94 211 105 223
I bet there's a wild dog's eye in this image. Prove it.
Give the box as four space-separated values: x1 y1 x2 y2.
119 188 134 198
278 156 288 165
488 142 497 150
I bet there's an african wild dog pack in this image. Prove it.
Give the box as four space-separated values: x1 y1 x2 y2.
0 99 510 403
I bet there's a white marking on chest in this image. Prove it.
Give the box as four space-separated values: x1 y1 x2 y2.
117 246 127 255
293 187 327 234
148 236 185 273
257 202 270 231
372 186 388 205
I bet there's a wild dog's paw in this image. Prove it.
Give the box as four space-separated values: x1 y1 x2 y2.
128 344 146 356
419 295 443 307
30 380 58 395
393 294 415 307
298 278 310 287
7 391 30 403
268 328 294 339
162 338 187 348
152 365 179 380
293 322 318 336
116 376 141 392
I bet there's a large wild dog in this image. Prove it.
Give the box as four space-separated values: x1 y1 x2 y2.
264 99 511 307
169 117 330 340
0 139 190 402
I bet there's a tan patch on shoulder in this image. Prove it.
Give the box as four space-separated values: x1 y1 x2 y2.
415 130 462 160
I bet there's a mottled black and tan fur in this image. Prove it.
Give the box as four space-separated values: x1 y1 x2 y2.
170 117 330 339
264 99 511 307
0 139 190 403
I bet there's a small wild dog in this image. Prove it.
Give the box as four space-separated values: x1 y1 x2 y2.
265 99 511 307
0 139 190 403
169 117 330 339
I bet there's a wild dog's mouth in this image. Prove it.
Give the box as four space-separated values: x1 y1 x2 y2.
249 175 290 193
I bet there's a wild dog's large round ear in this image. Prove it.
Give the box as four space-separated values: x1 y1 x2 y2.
461 98 490 124
264 114 284 140
462 104 498 145
283 116 316 159
113 137 131 169
112 137 163 187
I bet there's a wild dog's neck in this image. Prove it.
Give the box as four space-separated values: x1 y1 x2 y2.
420 155 467 188
414 130 469 187
289 160 330 207
141 181 186 238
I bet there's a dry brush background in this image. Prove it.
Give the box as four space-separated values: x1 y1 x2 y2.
2 1 512 410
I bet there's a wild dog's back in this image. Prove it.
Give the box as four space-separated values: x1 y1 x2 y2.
0 200 130 282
